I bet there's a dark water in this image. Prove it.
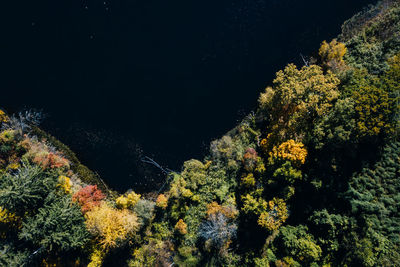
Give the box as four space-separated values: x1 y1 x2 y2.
2 0 375 192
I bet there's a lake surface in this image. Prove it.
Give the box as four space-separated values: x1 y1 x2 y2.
2 0 375 192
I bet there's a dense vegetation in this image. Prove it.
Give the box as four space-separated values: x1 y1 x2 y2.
1 1 399 266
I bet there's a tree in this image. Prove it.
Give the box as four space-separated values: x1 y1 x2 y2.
199 213 237 250
19 192 89 252
319 39 347 72
115 191 141 209
155 194 168 209
257 198 288 231
258 64 340 143
276 225 322 264
352 83 396 137
85 202 139 250
0 162 57 216
175 219 188 235
72 185 106 213
268 140 307 166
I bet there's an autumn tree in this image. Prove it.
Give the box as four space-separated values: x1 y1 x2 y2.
319 39 347 72
258 64 340 143
85 202 139 250
72 185 106 213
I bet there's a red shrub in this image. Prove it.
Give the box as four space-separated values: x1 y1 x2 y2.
72 185 106 213
33 152 70 169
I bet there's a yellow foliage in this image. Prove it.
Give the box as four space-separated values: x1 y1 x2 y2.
0 130 15 143
85 202 139 250
269 140 307 166
258 64 340 143
57 176 72 194
116 191 141 209
241 173 256 187
0 110 8 124
206 202 238 219
156 194 168 209
175 219 187 235
257 198 288 231
6 162 20 171
88 246 105 267
319 39 347 71
0 206 19 225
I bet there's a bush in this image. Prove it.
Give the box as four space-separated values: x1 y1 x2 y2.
72 185 106 213
85 202 139 250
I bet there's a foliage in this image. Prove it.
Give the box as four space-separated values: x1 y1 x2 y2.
352 82 396 137
268 140 307 166
133 199 155 226
243 148 258 172
175 219 188 235
155 194 168 209
345 141 400 246
257 198 288 231
72 185 106 213
1 1 400 265
85 202 139 250
277 225 322 264
319 39 347 72
115 191 141 209
129 239 174 267
0 162 57 216
258 64 340 143
1 110 43 136
199 212 237 250
19 192 90 252
57 175 72 194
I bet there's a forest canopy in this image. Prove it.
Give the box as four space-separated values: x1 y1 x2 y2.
0 0 399 266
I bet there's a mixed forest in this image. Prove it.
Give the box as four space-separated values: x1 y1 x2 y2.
0 0 399 266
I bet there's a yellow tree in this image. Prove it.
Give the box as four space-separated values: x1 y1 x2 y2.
258 64 340 144
85 202 139 250
319 39 347 72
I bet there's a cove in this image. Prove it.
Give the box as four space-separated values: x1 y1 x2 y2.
2 0 375 192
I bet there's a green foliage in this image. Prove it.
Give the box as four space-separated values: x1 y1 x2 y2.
19 192 90 252
312 97 356 149
133 199 155 226
341 0 400 74
308 210 350 255
277 225 322 264
345 141 400 246
0 162 57 216
272 161 302 184
0 243 30 267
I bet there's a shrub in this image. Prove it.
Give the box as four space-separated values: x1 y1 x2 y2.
175 219 188 235
85 202 139 250
133 199 155 226
155 194 168 209
72 185 106 213
115 191 141 209
57 175 72 194
319 39 347 72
